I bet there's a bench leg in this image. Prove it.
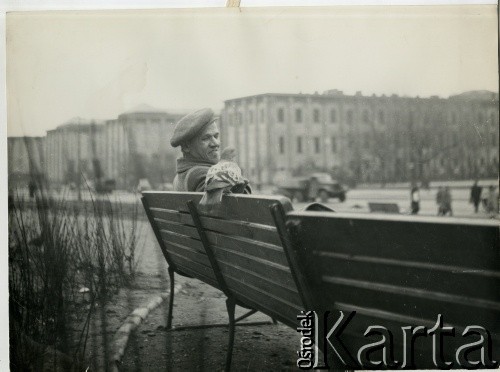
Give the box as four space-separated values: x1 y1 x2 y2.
225 297 236 372
167 267 175 330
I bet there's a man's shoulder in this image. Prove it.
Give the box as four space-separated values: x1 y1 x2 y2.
185 165 210 191
186 165 210 178
175 157 215 191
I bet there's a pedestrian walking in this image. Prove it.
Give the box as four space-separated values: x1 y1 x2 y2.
469 180 482 213
436 186 445 215
442 186 453 216
485 185 498 217
28 180 37 198
410 185 420 215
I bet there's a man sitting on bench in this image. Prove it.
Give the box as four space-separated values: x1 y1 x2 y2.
171 108 222 192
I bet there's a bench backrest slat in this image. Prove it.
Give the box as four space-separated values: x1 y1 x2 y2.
144 192 282 225
188 193 304 327
198 216 282 246
286 211 500 367
142 192 220 288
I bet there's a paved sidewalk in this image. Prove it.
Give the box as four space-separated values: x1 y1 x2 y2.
119 278 299 371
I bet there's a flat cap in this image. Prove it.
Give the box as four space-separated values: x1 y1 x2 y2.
170 108 216 147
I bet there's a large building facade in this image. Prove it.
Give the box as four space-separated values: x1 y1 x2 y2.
45 118 106 186
8 92 498 191
103 105 185 188
10 105 187 190
220 90 498 185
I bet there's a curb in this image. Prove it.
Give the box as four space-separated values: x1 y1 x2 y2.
108 283 183 371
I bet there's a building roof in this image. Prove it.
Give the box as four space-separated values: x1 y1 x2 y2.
224 90 499 104
123 103 166 114
223 91 397 103
119 104 190 122
52 117 105 132
62 116 89 125
7 136 45 140
449 90 499 101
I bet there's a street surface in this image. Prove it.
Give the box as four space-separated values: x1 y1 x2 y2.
304 187 497 218
17 186 498 220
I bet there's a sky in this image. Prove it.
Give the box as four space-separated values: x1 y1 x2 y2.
6 5 498 137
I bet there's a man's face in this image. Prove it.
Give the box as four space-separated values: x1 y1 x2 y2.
184 121 220 164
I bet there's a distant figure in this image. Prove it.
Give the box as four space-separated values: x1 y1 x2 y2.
410 185 420 215
442 186 453 216
307 177 320 202
28 180 36 198
436 186 445 215
469 180 482 213
199 147 250 209
485 185 498 216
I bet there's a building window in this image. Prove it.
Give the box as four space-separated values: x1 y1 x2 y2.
279 136 285 154
295 109 303 123
439 133 445 147
378 110 384 123
395 111 401 124
331 137 337 153
260 109 265 122
451 112 457 124
249 111 253 124
313 109 320 123
314 137 320 153
330 109 337 123
238 112 243 124
346 110 353 125
152 118 161 124
297 137 303 154
277 108 284 123
409 111 415 127
363 110 370 123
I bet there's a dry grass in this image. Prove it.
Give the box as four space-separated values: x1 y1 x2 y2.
9 183 141 370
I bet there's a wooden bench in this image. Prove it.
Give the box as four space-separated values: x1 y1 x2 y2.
368 202 400 214
283 212 500 369
141 191 306 371
143 191 499 369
